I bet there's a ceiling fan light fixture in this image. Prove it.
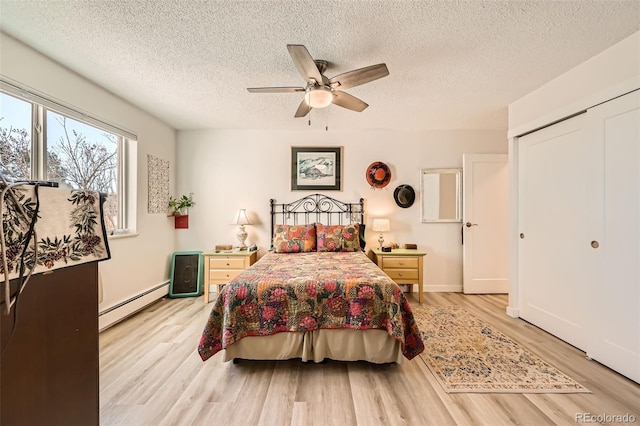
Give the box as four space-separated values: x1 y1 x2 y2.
304 86 333 108
248 45 389 117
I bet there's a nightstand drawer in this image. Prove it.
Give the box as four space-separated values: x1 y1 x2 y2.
209 257 246 269
385 268 419 281
209 269 243 281
382 257 419 269
373 249 426 303
203 250 257 303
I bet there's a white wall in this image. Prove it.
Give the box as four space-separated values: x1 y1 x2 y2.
508 31 640 138
506 30 640 317
176 128 506 291
0 32 178 329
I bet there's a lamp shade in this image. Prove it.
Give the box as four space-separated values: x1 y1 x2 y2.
304 86 333 108
372 218 391 232
231 209 252 226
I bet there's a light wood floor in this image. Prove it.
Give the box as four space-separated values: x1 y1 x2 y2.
100 293 640 425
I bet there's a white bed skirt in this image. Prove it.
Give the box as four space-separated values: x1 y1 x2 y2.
222 329 403 364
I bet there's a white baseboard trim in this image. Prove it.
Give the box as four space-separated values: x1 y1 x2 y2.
506 306 519 318
424 284 463 293
98 282 169 331
397 284 463 294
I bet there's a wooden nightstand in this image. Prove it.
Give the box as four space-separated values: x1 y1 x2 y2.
202 250 257 303
372 248 427 303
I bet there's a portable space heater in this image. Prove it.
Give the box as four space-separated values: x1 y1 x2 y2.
169 251 203 298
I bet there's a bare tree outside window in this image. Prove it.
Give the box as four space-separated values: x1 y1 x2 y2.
0 119 31 180
0 121 68 185
46 113 119 230
1 92 121 232
0 93 32 180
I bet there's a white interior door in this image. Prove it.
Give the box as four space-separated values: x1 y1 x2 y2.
517 113 600 351
462 154 509 293
586 90 640 383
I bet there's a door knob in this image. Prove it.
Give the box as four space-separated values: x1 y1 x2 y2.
465 222 478 228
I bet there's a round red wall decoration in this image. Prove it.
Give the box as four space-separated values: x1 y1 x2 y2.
366 161 392 189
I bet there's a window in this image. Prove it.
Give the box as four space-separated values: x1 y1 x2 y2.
0 88 134 234
0 93 32 180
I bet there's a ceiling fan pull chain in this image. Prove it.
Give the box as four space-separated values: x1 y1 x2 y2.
326 106 329 131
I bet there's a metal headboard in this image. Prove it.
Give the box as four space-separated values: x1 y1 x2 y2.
270 193 364 248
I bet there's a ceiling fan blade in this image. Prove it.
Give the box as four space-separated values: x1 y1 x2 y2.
329 63 389 90
247 87 304 93
287 44 323 83
294 99 312 118
332 90 368 112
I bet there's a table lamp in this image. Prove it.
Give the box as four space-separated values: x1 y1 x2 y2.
231 209 252 250
372 218 391 250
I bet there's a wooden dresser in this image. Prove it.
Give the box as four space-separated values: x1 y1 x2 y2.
372 248 427 303
202 250 258 303
0 262 99 426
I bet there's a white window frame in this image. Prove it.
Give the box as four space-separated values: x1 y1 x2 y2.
0 79 136 236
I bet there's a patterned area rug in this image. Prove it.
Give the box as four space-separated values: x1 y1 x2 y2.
412 305 591 393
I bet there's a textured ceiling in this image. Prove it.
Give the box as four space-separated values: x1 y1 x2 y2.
0 1 639 131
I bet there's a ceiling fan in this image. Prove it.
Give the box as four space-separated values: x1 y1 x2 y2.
247 44 389 118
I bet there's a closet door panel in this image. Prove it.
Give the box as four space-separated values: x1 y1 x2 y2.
518 113 599 350
587 90 640 383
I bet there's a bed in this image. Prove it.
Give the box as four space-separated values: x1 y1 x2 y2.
197 194 424 364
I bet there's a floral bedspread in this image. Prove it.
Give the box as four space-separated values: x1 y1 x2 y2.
197 251 424 361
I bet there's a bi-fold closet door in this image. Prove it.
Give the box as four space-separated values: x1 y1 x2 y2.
517 90 639 383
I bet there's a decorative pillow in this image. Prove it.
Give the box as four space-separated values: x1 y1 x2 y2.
273 224 316 253
316 223 361 252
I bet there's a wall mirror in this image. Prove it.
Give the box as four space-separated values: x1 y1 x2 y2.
420 168 462 222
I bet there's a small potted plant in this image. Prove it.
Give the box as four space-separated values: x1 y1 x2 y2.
168 194 194 228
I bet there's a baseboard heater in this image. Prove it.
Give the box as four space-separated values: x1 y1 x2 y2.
99 281 169 331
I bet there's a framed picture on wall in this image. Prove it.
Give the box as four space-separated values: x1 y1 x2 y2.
291 146 342 191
